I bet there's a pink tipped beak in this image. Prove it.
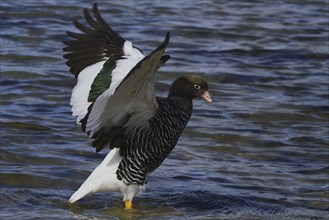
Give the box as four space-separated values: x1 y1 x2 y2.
202 91 212 103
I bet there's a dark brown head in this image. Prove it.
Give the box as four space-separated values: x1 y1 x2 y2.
168 74 212 103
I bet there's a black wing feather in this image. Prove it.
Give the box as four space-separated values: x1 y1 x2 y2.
92 3 114 30
66 31 85 39
63 3 126 77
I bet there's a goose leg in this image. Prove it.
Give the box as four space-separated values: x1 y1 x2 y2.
124 200 132 209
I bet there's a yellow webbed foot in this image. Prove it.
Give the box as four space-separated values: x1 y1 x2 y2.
124 200 132 209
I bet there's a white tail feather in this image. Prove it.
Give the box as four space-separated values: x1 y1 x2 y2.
68 148 124 203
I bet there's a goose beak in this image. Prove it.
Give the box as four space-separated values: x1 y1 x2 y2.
202 91 212 103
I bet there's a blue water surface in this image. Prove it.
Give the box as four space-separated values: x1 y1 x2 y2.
1 0 328 219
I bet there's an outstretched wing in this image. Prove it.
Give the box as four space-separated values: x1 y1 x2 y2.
63 3 170 152
63 3 145 125
87 33 170 152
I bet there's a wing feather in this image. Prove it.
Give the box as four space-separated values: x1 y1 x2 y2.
63 3 144 127
70 61 106 123
63 4 171 153
63 3 125 77
87 33 171 152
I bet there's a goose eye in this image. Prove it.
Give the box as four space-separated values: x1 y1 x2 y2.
194 84 201 90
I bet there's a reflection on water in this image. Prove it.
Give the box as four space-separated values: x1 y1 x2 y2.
1 0 328 219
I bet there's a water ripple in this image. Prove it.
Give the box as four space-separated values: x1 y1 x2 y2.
1 0 328 219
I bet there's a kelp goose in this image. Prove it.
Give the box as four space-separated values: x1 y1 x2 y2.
63 3 212 209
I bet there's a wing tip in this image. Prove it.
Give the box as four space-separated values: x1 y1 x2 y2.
161 54 170 64
165 31 170 42
162 31 170 49
93 2 98 10
147 31 170 56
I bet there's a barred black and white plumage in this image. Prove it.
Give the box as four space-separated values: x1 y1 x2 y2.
64 3 212 209
117 97 192 185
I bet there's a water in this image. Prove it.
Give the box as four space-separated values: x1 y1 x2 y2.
1 0 328 219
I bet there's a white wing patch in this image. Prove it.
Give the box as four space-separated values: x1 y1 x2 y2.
70 41 143 127
70 60 106 123
107 41 144 97
85 41 144 137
